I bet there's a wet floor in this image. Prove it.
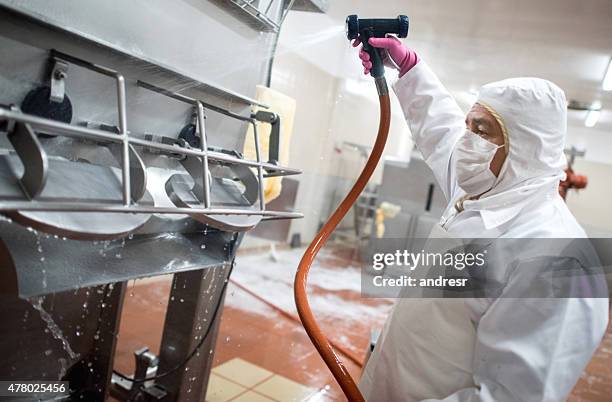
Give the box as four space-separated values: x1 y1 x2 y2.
113 245 392 401
114 245 612 402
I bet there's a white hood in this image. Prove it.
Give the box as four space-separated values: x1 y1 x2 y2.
462 77 568 228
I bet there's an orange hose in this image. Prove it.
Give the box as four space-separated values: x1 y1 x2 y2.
295 89 391 402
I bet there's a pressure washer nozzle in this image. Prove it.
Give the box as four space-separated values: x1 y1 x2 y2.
345 15 409 41
346 14 410 78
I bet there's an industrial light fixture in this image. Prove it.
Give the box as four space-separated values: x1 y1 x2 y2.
584 100 602 128
603 57 612 91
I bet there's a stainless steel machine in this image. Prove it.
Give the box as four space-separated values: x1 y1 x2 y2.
0 1 326 400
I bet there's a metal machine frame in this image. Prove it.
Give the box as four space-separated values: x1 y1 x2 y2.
0 50 302 222
0 2 308 400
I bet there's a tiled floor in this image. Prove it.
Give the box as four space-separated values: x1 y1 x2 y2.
113 245 612 402
568 314 612 402
206 358 318 402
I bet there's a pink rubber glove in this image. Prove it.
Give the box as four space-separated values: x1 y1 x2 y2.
352 36 419 77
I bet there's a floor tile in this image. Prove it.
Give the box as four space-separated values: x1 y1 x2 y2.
254 374 317 401
213 357 274 388
206 373 247 402
230 391 276 402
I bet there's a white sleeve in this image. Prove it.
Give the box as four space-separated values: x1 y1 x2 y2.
421 290 608 401
392 61 465 202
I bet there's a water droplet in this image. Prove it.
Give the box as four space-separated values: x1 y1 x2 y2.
0 215 13 223
44 349 53 356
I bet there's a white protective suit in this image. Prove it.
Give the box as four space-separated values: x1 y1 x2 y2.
359 61 609 401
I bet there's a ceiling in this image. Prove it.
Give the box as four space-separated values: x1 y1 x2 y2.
279 0 612 161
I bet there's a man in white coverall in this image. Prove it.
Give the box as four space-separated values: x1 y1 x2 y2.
353 36 609 401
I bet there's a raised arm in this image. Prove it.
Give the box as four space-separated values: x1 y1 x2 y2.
391 60 465 201
356 37 465 201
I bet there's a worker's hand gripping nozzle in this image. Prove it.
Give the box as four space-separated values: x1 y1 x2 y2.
346 14 409 95
345 14 409 78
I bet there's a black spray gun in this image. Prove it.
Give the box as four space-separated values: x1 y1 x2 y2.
346 14 409 81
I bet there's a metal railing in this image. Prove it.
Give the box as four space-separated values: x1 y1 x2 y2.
0 50 303 221
228 0 296 32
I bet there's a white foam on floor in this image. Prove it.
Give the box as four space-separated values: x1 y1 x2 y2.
224 285 278 317
226 248 393 323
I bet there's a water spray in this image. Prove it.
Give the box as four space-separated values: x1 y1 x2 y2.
294 14 409 402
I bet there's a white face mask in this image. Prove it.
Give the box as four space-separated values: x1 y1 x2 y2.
454 130 504 195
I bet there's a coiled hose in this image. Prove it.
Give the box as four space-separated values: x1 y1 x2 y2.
294 77 391 402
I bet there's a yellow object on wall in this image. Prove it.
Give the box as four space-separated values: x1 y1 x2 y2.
244 85 296 203
375 201 402 238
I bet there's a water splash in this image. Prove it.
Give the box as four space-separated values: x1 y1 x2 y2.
58 358 68 380
162 258 192 272
30 297 80 364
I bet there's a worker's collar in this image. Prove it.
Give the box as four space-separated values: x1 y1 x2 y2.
458 182 559 230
